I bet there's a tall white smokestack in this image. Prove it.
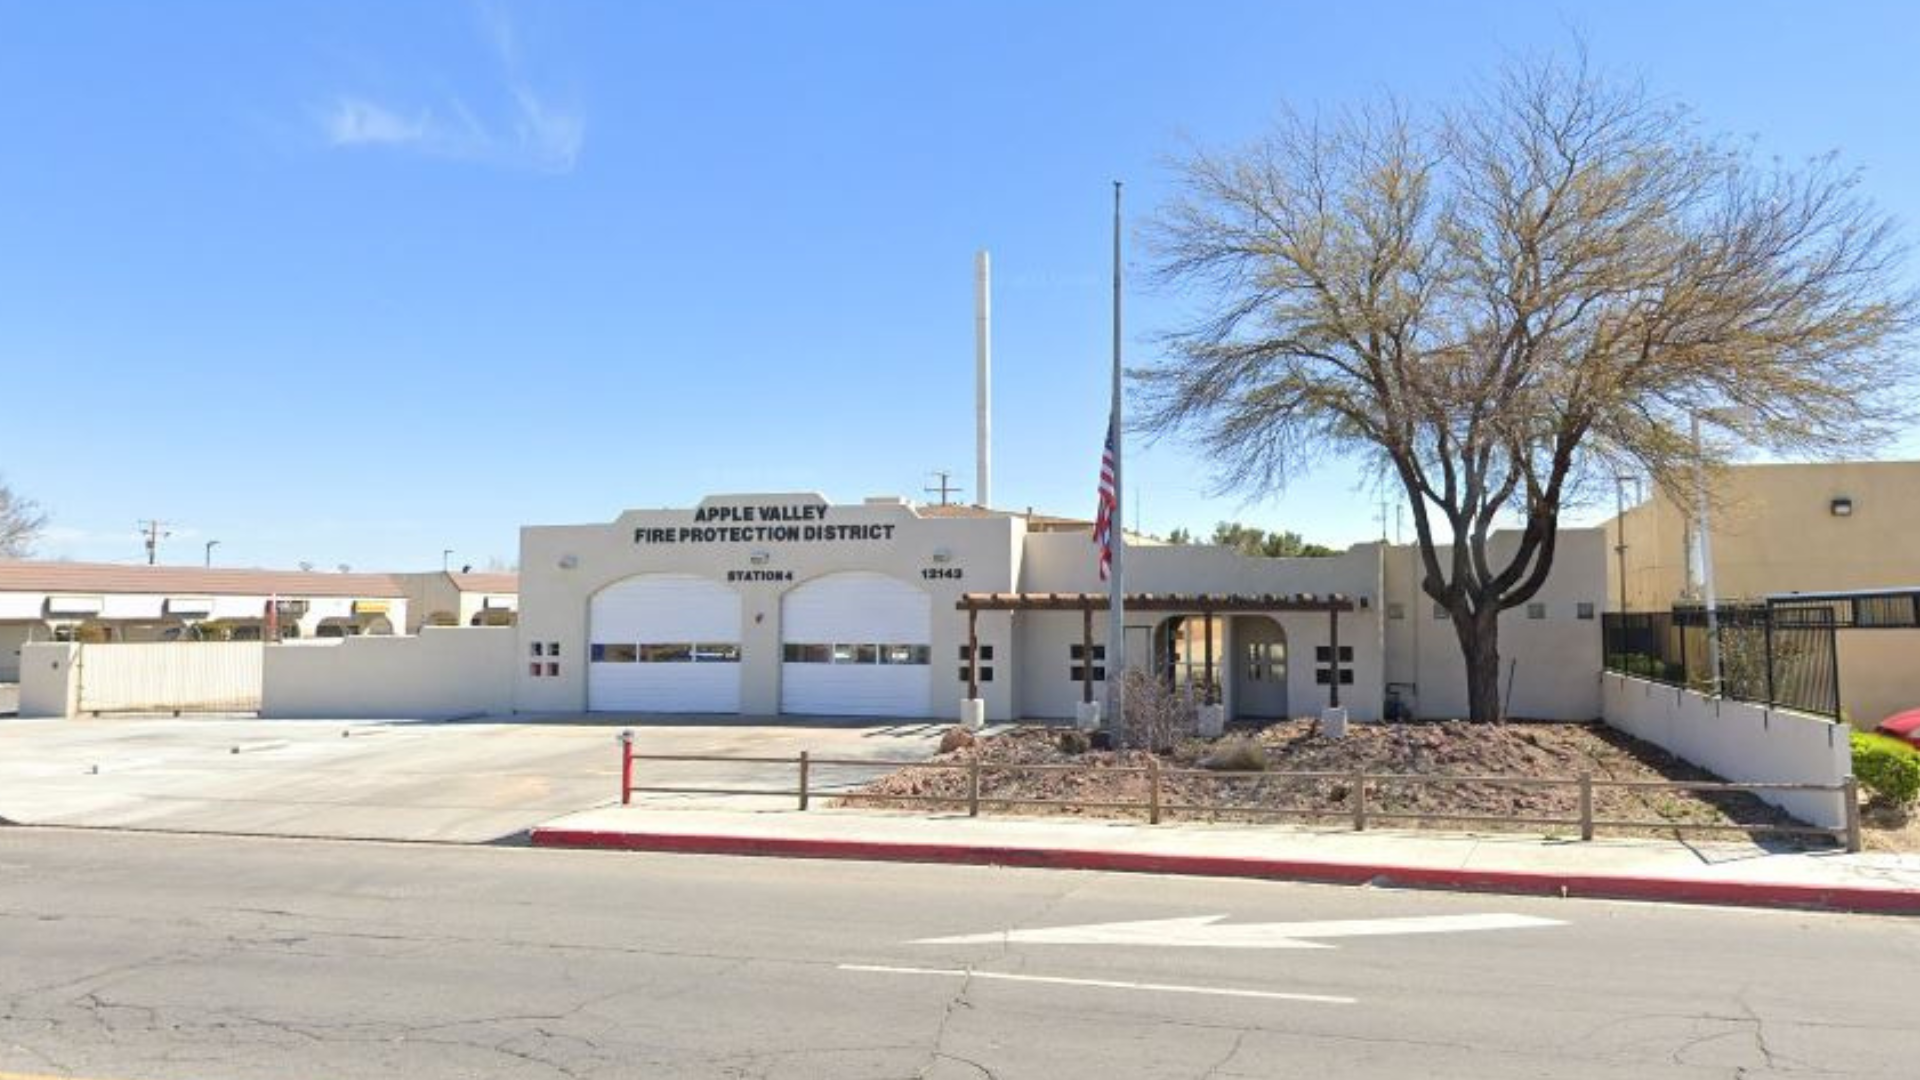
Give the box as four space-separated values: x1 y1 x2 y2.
974 249 992 508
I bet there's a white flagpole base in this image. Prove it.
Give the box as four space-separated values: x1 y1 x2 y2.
1074 701 1103 732
1319 706 1349 738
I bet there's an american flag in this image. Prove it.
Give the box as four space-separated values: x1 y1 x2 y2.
1093 414 1117 581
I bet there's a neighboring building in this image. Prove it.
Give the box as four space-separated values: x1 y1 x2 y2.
512 492 1605 722
396 571 519 632
0 562 409 682
1603 460 1920 726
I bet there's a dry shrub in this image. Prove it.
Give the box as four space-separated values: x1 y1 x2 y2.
1112 668 1196 750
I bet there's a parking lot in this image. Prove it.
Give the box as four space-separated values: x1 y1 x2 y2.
0 715 947 843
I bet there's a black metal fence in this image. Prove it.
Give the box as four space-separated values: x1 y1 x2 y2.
1602 603 1840 719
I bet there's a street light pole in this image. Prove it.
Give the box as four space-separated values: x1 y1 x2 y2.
1612 475 1640 614
442 549 454 573
204 540 220 568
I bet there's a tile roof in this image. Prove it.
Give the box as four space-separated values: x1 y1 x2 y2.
0 560 408 598
449 572 519 593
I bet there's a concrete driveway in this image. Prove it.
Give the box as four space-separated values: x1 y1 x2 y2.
0 715 947 843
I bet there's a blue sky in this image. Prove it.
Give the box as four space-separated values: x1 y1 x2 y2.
2 1 1915 571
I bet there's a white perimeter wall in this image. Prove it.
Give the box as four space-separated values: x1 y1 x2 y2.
18 642 79 717
261 628 517 720
1601 673 1851 828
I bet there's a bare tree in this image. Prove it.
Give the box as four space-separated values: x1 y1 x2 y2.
1140 52 1915 722
0 477 46 558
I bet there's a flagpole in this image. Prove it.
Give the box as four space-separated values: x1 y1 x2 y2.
1107 180 1126 736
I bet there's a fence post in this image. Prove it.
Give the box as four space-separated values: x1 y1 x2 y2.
1843 775 1862 853
1578 772 1594 842
1148 757 1162 825
798 750 810 811
967 755 981 818
1351 769 1367 831
619 729 634 806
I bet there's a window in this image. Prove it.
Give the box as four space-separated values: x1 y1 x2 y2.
1314 646 1354 663
1576 602 1596 621
1069 644 1107 661
1526 603 1546 620
1315 669 1357 685
851 643 880 665
1387 602 1406 620
1069 666 1108 682
784 643 831 664
881 644 930 665
638 643 693 663
545 662 559 677
954 666 994 682
531 642 545 657
528 662 543 677
959 644 994 661
548 642 561 656
693 643 741 663
591 643 638 663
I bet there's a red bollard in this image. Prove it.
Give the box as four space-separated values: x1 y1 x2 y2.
619 729 634 806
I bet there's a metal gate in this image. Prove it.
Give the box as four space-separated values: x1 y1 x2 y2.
75 642 264 715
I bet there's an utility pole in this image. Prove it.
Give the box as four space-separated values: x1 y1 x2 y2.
138 520 171 565
442 549 454 573
923 471 962 507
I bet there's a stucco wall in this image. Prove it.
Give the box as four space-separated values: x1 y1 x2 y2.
1836 629 1920 728
1383 528 1607 720
18 642 80 718
260 627 517 719
0 623 30 682
515 496 1022 720
1601 672 1851 828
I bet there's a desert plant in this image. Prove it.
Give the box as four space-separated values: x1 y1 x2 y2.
1851 732 1920 808
1056 730 1091 755
1200 737 1269 773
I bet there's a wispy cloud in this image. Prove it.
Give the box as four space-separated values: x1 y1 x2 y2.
314 3 583 174
322 98 433 148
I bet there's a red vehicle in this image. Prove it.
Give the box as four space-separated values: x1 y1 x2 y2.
1873 708 1920 750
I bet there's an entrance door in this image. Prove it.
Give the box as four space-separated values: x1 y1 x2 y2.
1232 616 1288 720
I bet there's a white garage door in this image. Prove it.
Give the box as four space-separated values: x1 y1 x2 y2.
589 574 741 714
781 572 932 717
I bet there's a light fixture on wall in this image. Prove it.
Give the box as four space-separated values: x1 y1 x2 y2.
1830 497 1854 517
750 550 772 566
558 554 578 570
931 548 953 564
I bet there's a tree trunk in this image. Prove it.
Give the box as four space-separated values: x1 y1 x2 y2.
1456 610 1504 723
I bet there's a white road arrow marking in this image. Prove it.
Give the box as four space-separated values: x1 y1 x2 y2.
838 964 1356 1004
914 912 1565 950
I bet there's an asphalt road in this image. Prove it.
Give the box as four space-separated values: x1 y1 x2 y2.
1 830 1916 1080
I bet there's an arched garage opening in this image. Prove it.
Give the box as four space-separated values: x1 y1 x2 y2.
588 574 742 714
780 571 932 717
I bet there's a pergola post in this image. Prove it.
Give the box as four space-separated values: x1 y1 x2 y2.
1328 607 1341 709
1080 603 1095 704
966 605 980 699
1202 610 1215 705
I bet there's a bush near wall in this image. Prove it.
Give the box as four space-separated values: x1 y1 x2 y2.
1851 732 1920 807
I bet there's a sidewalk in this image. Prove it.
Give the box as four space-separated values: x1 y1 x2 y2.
532 806 1920 914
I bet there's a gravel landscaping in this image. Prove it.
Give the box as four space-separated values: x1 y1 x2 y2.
843 719 1833 844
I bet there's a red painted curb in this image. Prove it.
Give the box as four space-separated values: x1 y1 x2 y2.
529 827 1920 915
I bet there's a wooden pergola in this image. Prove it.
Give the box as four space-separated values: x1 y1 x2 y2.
956 591 1361 709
